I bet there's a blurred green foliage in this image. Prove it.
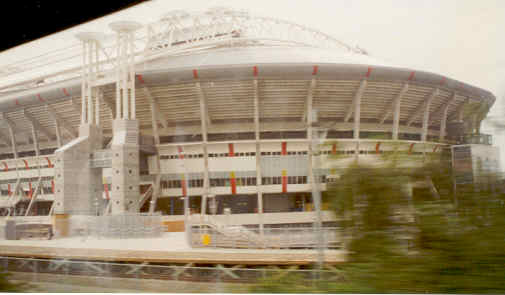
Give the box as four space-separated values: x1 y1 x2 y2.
0 273 27 292
249 143 505 293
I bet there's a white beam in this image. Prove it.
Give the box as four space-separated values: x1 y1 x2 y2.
407 88 439 127
22 109 55 141
302 78 316 122
142 86 169 129
421 89 439 141
429 92 457 126
438 92 456 141
253 78 263 236
30 124 40 156
344 80 367 123
45 104 78 139
196 81 210 216
380 83 409 124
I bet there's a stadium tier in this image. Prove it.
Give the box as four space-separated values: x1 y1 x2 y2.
0 8 498 235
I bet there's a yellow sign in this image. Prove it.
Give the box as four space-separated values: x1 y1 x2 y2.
202 234 211 246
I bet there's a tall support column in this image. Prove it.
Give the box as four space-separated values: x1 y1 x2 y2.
109 21 142 214
253 78 263 236
54 33 104 224
196 82 210 217
7 125 17 159
421 89 438 141
306 78 315 203
392 84 409 140
146 86 161 214
348 80 367 158
439 92 456 141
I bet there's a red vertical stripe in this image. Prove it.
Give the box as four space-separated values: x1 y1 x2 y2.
137 74 145 84
7 184 11 196
282 170 287 193
312 65 318 75
228 143 235 157
37 94 44 102
23 160 29 169
281 142 287 155
29 182 32 198
408 71 416 81
51 180 55 194
440 76 446 86
103 184 109 200
46 157 53 168
181 178 187 197
2 162 7 172
332 144 337 155
408 143 415 155
375 142 381 154
253 66 258 77
177 146 184 159
62 88 70 96
192 69 198 79
365 67 373 78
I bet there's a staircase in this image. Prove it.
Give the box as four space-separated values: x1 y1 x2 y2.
195 216 265 248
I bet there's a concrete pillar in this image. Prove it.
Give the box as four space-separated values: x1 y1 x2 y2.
110 120 140 214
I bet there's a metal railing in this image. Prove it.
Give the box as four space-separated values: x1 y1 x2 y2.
0 256 345 286
191 226 341 249
461 133 493 145
69 214 163 239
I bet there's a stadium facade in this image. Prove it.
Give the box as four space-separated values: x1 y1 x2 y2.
0 8 499 236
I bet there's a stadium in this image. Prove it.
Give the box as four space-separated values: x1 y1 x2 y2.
0 7 499 241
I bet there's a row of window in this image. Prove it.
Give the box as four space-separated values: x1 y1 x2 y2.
0 186 53 196
159 175 340 189
0 165 52 172
159 149 430 160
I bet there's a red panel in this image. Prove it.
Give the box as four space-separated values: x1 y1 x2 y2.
409 143 415 155
365 67 373 78
51 180 55 194
408 71 416 81
15 99 20 106
181 178 187 197
37 94 44 102
228 143 235 157
137 74 145 84
375 142 381 154
253 66 258 77
28 182 32 198
8 184 11 196
177 146 184 159
440 77 446 85
192 69 199 79
332 144 337 155
62 88 70 96
46 157 53 168
312 65 318 76
282 170 287 193
281 142 287 155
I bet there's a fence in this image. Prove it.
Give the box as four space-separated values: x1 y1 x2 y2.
0 256 345 287
69 214 163 239
191 226 342 249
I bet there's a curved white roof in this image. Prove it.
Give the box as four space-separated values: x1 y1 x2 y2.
146 46 400 71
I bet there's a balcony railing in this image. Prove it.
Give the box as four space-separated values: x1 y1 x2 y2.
461 133 493 145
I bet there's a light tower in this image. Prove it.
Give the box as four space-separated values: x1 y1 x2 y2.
109 21 142 214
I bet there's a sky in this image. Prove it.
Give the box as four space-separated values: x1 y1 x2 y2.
1 0 504 163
